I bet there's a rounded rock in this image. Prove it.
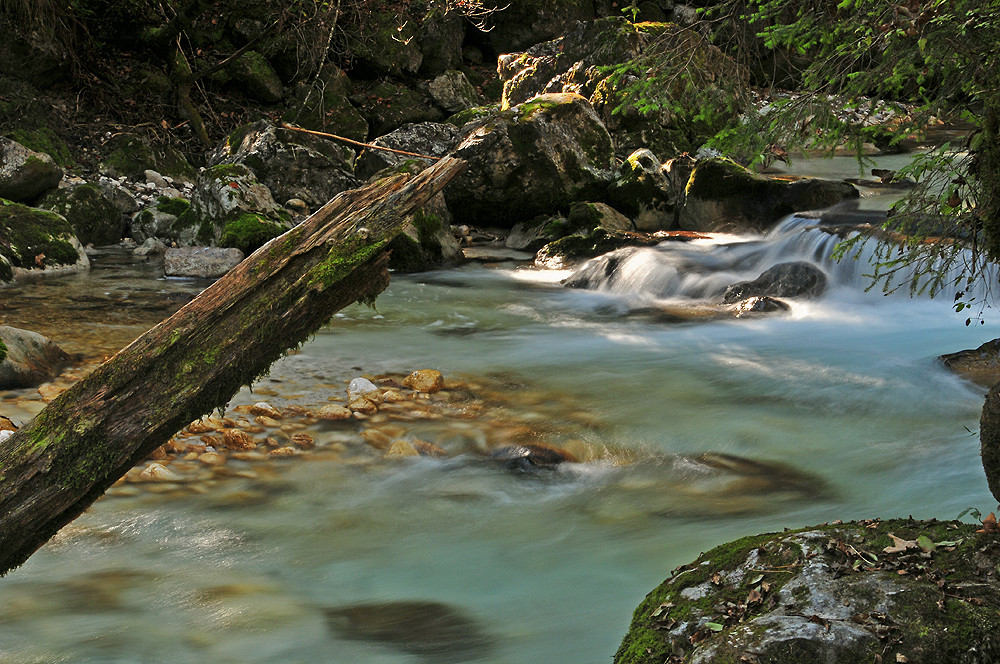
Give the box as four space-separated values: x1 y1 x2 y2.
402 369 445 394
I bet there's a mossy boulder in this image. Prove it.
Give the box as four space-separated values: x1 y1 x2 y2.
0 137 63 203
679 158 858 233
130 196 191 243
180 163 289 251
607 149 677 230
6 127 75 169
0 198 88 278
498 17 743 156
357 80 444 139
211 120 357 208
446 93 615 228
534 227 659 269
615 519 1000 664
354 122 461 180
229 50 284 103
428 70 484 114
283 64 369 141
98 133 197 184
37 183 124 246
388 198 462 273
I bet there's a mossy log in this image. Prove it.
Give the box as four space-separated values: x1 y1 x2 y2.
0 157 466 576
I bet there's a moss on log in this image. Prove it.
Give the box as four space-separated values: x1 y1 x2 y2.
0 156 466 576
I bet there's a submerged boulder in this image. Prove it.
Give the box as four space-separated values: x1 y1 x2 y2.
615 519 1000 664
163 246 244 278
722 261 828 303
0 325 70 388
447 93 615 228
0 137 63 203
680 158 858 232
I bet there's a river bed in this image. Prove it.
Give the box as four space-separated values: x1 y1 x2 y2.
1 163 997 663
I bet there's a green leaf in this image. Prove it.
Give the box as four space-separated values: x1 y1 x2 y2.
916 535 936 552
704 622 724 632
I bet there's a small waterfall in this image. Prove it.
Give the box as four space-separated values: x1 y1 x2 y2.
563 211 996 304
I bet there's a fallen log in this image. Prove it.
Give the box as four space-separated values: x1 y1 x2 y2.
0 156 466 575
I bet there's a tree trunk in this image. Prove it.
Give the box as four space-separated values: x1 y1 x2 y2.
0 157 466 576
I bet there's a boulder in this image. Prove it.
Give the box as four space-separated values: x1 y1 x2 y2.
211 120 358 208
606 149 676 230
498 17 743 155
428 70 484 114
479 1 598 53
356 80 444 138
614 519 1000 664
446 93 615 228
680 158 858 232
177 163 290 252
163 246 244 278
941 338 1000 388
37 183 124 246
283 64 369 140
0 137 63 202
97 133 196 184
388 193 462 272
346 10 423 77
229 50 284 103
417 10 465 76
130 196 190 244
354 122 461 180
730 295 791 317
0 200 89 280
722 262 828 303
0 325 70 389
535 228 660 269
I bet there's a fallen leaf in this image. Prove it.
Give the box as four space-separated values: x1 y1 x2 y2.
883 533 918 554
916 535 936 552
704 622 724 632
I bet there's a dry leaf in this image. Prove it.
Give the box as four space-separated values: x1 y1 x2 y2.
883 533 918 554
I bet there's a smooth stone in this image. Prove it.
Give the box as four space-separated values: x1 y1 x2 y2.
163 246 245 278
402 369 445 393
221 428 257 450
248 401 282 418
317 404 353 420
197 451 226 466
385 440 420 458
139 462 180 482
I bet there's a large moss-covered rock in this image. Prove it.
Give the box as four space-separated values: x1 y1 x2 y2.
0 137 63 203
607 148 677 230
283 64 369 140
0 199 88 279
6 127 74 168
615 519 1000 664
178 163 290 251
680 158 858 232
97 133 197 183
0 325 70 389
211 120 357 208
229 50 284 103
446 93 615 228
499 17 742 156
388 197 462 273
37 183 124 246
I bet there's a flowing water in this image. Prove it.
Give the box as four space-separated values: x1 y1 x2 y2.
1 162 997 663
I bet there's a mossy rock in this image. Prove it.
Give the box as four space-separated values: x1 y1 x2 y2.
534 228 657 269
0 198 83 270
219 212 285 254
445 103 501 128
283 65 368 141
347 9 423 77
38 183 124 246
615 518 1000 664
358 80 444 138
229 50 284 104
6 127 75 168
98 133 197 183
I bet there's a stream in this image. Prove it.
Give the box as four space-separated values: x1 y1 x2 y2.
0 154 997 663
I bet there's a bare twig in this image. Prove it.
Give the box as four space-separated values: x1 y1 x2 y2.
280 123 443 161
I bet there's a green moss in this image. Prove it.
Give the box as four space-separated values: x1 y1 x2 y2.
388 232 426 271
308 238 388 289
219 213 285 254
446 104 501 128
0 200 80 267
0 339 7 363
155 196 190 217
38 184 122 246
7 127 75 168
686 157 783 201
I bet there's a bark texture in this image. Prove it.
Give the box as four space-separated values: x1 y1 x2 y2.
0 157 465 575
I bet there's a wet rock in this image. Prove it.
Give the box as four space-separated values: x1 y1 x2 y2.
269 446 298 457
37 183 125 246
614 519 1000 664
350 396 379 415
246 401 282 419
403 369 445 394
385 440 420 458
197 451 226 466
490 443 576 471
535 228 662 269
389 193 462 273
680 158 859 232
163 246 244 278
325 600 494 663
210 120 358 209
0 415 16 431
0 137 63 202
139 462 180 482
607 149 677 230
317 404 353 420
446 93 615 228
722 261 828 303
0 325 71 389
348 377 381 400
941 337 1000 388
730 296 791 318
132 237 167 256
221 428 257 450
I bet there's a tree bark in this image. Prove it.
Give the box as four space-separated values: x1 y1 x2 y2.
0 156 466 576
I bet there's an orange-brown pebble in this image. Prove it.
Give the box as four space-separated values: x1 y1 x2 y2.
384 440 419 458
221 428 257 450
402 369 445 393
317 404 353 421
413 440 449 457
291 433 315 449
269 446 298 457
198 451 226 466
361 429 392 450
247 401 282 419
